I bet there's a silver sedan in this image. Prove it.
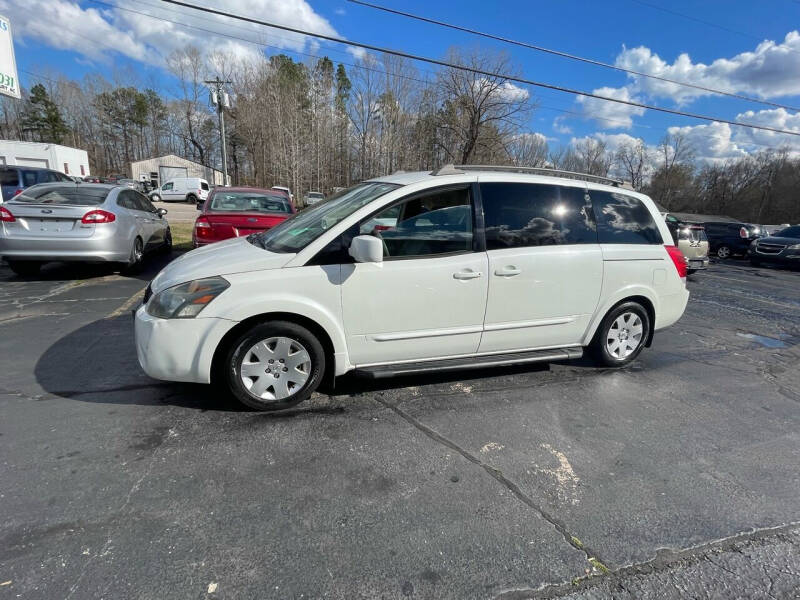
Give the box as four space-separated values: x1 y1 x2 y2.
0 183 172 276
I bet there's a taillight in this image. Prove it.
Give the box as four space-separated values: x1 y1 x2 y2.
0 206 15 222
194 216 212 238
739 227 749 239
665 245 688 279
81 209 116 224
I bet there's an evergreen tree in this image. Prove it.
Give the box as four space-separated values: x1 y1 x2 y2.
21 84 69 144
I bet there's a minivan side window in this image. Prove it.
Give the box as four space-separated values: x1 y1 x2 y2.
201 182 209 191
359 187 473 258
481 182 596 249
162 182 173 191
591 191 662 245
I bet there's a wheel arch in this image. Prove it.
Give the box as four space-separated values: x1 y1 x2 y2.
584 292 657 348
210 311 339 386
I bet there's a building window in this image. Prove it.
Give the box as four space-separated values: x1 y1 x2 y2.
64 163 69 175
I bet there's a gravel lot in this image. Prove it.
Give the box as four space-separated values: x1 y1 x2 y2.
1 254 798 599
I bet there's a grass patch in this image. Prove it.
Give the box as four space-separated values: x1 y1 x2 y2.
169 222 195 252
588 557 610 575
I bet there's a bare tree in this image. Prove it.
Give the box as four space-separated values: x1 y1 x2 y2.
614 138 651 190
436 48 532 165
573 137 611 176
507 133 549 167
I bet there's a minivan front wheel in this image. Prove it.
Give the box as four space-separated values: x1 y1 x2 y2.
226 321 326 411
591 302 650 367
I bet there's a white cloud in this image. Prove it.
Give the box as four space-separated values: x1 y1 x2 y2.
552 116 572 134
347 46 368 61
731 108 800 151
497 81 530 102
334 7 346 15
616 31 800 104
576 86 646 129
1 0 340 66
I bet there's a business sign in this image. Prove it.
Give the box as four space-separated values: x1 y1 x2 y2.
0 15 20 99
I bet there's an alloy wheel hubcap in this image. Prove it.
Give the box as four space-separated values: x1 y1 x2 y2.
718 247 730 258
134 241 143 262
606 312 644 359
239 336 311 401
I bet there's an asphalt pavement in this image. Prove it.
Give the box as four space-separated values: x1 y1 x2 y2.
1 255 799 599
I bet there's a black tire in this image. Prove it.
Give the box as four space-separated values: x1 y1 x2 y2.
162 228 173 253
716 244 732 259
186 194 198 205
590 301 651 368
122 237 144 274
225 321 326 411
7 260 42 276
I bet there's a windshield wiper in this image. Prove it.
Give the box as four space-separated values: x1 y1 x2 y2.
246 233 266 249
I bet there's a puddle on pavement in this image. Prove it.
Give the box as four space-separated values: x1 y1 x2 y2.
736 332 789 348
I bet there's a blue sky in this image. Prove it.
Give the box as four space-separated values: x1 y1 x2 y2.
7 0 800 160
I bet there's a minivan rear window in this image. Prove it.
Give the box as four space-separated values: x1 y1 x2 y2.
591 191 662 245
12 185 111 206
201 182 210 191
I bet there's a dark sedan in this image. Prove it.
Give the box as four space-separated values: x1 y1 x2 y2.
749 226 800 268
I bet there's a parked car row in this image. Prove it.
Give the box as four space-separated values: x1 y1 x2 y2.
748 225 800 268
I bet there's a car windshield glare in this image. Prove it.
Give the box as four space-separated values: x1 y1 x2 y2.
12 185 111 205
252 182 400 253
210 192 292 213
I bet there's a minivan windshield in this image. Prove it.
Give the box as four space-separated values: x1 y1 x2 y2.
776 226 800 238
251 182 400 253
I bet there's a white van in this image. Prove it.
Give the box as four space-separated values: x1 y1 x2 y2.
150 177 210 203
135 165 689 411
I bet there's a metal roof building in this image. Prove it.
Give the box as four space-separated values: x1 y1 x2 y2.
130 154 223 186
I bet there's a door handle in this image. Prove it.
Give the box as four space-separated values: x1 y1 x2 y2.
453 270 482 280
494 266 521 277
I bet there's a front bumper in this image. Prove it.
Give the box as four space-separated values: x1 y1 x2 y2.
748 248 800 264
134 305 237 383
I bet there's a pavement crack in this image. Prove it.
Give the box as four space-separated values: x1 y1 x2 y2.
372 396 603 567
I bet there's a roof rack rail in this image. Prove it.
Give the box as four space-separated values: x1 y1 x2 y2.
430 164 627 187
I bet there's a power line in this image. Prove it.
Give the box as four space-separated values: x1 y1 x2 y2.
92 0 648 130
158 0 800 137
347 0 800 113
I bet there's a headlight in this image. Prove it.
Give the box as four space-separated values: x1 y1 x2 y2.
146 277 229 319
788 244 800 250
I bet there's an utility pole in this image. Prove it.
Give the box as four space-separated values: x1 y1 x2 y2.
205 78 231 186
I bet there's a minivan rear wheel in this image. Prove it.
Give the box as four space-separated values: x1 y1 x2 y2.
590 302 650 367
225 321 326 411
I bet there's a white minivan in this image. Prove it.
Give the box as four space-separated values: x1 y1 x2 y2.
135 166 689 411
150 177 210 203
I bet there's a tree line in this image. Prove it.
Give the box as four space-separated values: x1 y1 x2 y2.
1 44 796 223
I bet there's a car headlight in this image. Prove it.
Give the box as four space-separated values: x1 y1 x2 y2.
788 244 800 250
146 277 229 319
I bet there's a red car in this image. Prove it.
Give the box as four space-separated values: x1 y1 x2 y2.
193 187 296 247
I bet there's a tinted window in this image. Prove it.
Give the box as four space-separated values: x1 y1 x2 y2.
117 190 136 210
13 185 111 205
21 170 38 187
777 226 800 238
591 191 662 245
0 168 18 186
135 193 157 213
201 182 210 191
360 187 473 258
481 183 596 249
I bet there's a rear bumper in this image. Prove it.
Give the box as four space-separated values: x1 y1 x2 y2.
0 236 129 262
654 287 690 331
687 257 709 270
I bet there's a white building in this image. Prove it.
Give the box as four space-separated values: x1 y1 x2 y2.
0 140 90 177
130 154 223 187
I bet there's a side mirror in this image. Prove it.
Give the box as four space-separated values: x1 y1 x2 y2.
349 235 384 263
157 208 168 217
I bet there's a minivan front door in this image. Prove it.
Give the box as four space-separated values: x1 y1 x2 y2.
340 185 488 366
478 181 603 353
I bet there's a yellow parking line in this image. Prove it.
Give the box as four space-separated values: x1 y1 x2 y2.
106 286 146 318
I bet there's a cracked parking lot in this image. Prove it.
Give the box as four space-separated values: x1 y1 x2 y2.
1 257 799 599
